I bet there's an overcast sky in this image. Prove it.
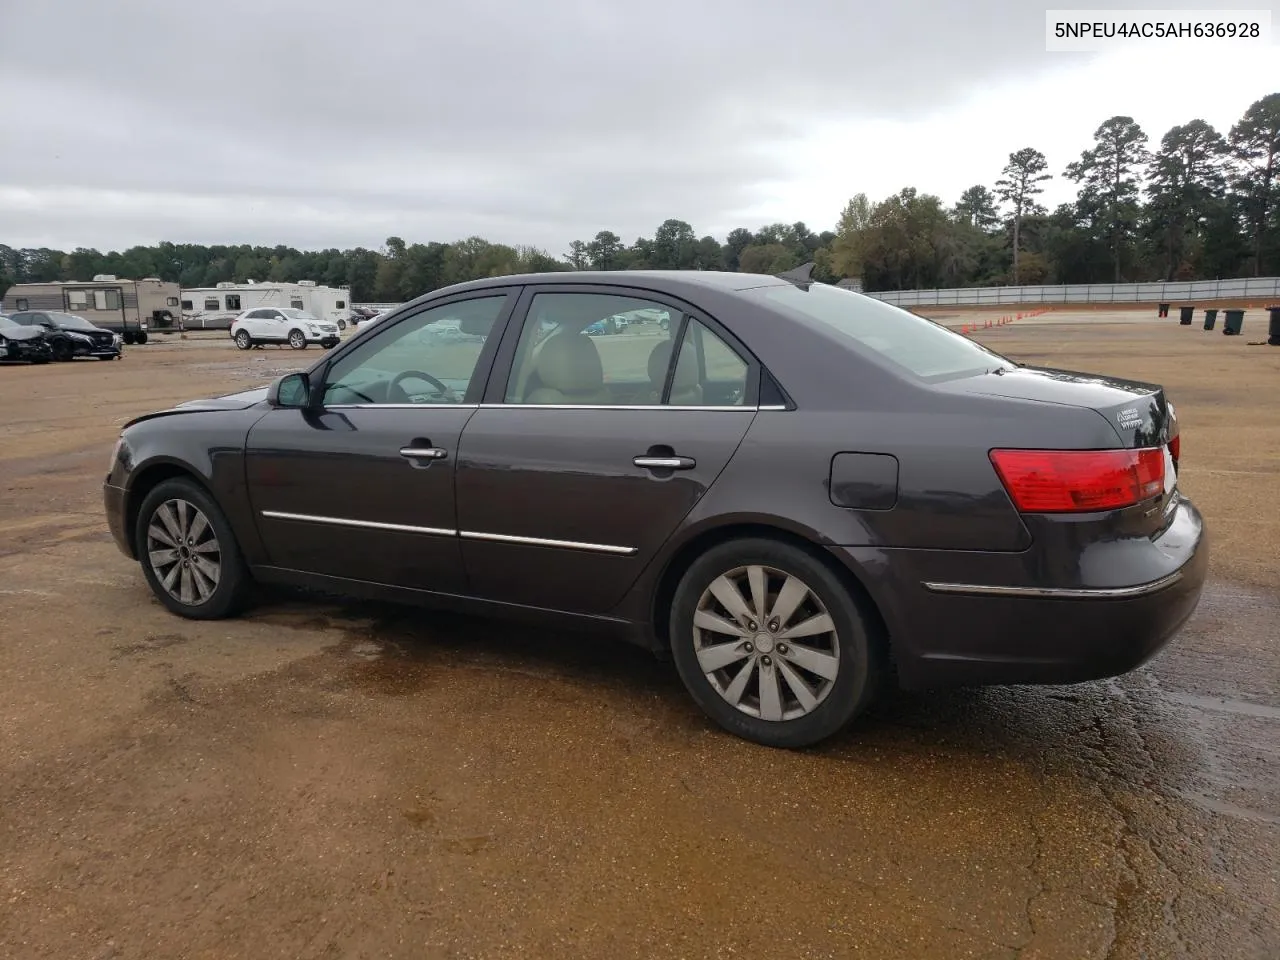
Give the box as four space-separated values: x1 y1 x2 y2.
1 0 1276 254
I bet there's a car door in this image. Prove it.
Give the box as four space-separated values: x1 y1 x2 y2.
238 309 265 336
455 286 759 614
253 309 282 340
243 290 517 592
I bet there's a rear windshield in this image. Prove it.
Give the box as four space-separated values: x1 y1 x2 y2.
748 282 1013 380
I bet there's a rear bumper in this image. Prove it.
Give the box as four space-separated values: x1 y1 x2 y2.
831 496 1208 689
104 481 134 559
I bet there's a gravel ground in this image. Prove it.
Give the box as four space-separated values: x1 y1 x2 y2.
0 312 1276 960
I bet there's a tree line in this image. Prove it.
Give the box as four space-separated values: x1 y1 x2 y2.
2 93 1276 302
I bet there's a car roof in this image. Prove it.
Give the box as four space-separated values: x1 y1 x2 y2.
436 270 792 297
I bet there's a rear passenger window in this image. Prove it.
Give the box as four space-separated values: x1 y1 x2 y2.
669 319 749 406
504 293 681 405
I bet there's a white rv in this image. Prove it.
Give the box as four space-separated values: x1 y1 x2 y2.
179 280 352 330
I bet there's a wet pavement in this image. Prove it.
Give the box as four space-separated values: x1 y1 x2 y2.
0 318 1277 959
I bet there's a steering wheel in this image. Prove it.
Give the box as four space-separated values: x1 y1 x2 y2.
388 369 458 404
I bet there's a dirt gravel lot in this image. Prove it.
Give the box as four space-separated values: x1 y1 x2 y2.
1 314 1277 960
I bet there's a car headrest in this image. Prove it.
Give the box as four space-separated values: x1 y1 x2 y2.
648 338 698 388
450 305 498 337
536 333 604 392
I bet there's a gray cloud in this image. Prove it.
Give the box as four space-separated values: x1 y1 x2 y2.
1 0 1068 252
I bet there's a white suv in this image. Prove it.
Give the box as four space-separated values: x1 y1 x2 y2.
230 308 341 350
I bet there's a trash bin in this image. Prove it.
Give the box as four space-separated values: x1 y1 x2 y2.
1268 306 1280 346
1179 305 1194 325
1204 308 1218 330
1223 309 1245 335
1158 303 1170 318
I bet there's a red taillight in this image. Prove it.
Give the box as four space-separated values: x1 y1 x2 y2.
989 448 1165 513
1168 434 1180 463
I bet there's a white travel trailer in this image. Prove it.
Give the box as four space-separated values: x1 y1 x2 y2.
179 280 352 330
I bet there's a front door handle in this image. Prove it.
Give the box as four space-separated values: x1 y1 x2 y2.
400 446 448 460
634 455 695 470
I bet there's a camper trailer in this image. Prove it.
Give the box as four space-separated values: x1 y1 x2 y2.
297 280 353 330
180 280 352 331
1 276 180 343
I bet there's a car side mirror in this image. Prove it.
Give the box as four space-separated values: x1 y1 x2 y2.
268 372 312 409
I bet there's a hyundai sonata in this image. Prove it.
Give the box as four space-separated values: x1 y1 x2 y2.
103 270 1206 747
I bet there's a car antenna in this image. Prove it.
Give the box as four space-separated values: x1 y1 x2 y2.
775 261 815 289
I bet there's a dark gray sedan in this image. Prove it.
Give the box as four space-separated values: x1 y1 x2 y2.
103 271 1206 748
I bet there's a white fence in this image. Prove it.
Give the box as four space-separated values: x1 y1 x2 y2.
866 277 1280 308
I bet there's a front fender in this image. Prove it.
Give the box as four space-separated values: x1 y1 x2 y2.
111 407 271 565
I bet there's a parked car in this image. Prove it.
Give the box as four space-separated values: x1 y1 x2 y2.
0 314 54 364
103 271 1206 749
7 310 122 361
229 308 340 350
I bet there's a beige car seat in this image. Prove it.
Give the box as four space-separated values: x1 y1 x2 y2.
647 339 704 405
524 333 613 405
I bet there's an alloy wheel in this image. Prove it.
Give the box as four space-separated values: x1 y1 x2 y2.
235 331 252 350
145 498 221 606
289 330 306 349
693 565 840 722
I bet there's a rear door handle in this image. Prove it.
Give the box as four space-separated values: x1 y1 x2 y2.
634 455 695 470
400 446 448 460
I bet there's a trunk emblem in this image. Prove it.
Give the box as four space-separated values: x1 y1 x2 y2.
1117 407 1143 429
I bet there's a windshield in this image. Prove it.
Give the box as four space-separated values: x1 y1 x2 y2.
281 308 318 320
748 282 1014 381
51 313 98 330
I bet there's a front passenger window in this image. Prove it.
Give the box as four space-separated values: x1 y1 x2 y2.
322 296 506 406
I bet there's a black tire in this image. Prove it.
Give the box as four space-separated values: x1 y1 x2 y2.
288 329 307 350
136 331 148 345
122 331 137 346
51 340 72 362
234 330 253 350
337 318 347 331
135 477 251 620
669 537 882 749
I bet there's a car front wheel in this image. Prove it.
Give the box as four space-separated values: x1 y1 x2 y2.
288 329 307 349
669 538 882 749
135 478 251 620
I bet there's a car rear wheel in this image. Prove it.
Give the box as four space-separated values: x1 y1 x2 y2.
288 329 307 349
136 331 148 345
135 478 251 620
122 331 136 345
234 330 253 350
669 538 881 749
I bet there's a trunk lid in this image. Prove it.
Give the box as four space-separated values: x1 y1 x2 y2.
939 364 1176 448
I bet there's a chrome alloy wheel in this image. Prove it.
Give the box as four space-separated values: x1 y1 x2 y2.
146 498 222 606
693 565 840 722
